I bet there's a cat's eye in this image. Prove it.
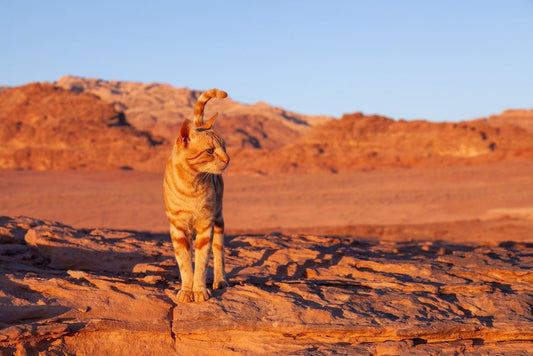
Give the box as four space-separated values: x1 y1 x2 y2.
206 148 215 155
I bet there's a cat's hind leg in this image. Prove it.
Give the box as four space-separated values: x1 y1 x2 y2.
212 218 229 289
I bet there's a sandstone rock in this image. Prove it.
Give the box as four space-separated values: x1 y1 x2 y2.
1 216 531 354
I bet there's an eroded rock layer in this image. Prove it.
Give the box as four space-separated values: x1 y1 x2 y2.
1 216 531 354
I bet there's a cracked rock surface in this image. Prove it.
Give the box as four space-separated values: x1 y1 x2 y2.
1 216 532 355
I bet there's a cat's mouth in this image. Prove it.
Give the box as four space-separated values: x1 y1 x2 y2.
220 156 230 170
209 161 229 174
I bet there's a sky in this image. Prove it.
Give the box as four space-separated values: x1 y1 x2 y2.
2 1 532 122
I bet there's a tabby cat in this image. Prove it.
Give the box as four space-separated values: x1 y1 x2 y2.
163 89 229 303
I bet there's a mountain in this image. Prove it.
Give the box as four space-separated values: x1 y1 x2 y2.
487 109 533 134
1 77 532 173
230 112 533 174
55 76 330 150
0 82 165 171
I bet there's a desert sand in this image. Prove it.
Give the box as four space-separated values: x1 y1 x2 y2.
1 161 532 239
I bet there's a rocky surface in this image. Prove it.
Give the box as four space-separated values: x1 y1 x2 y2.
1 216 531 355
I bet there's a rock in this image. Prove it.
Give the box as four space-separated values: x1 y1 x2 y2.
0 216 531 354
23 224 167 272
488 109 533 134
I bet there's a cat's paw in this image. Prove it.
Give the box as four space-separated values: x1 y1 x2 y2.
176 290 194 303
193 288 211 302
213 279 229 290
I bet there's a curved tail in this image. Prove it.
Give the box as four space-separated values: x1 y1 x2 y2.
193 89 228 127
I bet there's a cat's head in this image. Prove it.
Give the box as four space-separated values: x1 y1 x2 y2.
176 115 230 174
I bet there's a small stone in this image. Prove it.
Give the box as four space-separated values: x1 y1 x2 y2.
67 270 89 279
141 275 164 284
132 263 166 274
304 268 318 278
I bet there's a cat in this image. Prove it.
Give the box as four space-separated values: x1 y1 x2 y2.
163 89 230 303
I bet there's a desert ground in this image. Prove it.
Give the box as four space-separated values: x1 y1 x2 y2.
1 161 533 354
2 161 533 239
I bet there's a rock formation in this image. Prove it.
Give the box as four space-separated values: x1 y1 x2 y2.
0 83 165 171
1 216 531 354
487 109 533 134
230 112 533 174
1 77 532 174
55 76 327 150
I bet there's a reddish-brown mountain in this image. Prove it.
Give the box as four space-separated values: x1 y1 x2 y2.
0 82 165 171
1 77 532 174
230 112 533 174
487 109 533 134
56 76 328 150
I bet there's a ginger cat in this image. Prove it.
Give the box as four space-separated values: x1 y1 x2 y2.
163 89 229 303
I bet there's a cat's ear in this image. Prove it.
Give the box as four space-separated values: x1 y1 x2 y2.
178 119 192 147
198 112 218 130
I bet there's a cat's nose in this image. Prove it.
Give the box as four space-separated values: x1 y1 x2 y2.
222 155 230 165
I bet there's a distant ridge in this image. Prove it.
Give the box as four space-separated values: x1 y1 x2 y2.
229 112 533 174
55 76 331 150
487 109 533 134
0 82 164 171
0 77 532 173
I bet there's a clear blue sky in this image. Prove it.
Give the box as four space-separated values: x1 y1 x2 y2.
2 1 532 122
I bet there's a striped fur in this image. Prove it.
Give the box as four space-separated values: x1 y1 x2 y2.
164 88 229 303
193 89 228 127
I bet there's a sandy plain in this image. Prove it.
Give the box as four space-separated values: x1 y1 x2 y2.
1 161 532 241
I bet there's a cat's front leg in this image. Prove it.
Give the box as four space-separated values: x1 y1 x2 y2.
193 223 213 302
170 224 194 303
212 218 229 289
